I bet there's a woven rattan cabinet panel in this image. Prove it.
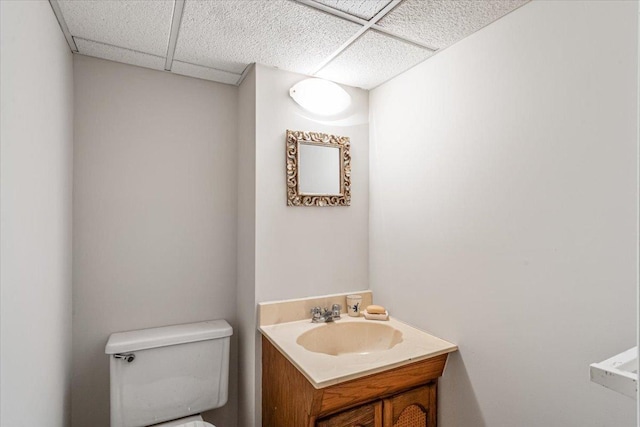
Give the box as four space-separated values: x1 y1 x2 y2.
382 384 436 427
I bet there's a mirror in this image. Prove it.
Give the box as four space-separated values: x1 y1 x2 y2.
286 130 351 207
298 144 340 195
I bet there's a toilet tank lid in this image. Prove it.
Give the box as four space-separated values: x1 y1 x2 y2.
105 319 232 354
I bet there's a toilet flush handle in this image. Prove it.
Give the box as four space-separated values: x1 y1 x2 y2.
114 353 135 363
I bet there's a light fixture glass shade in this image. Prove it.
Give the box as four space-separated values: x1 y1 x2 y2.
289 78 351 116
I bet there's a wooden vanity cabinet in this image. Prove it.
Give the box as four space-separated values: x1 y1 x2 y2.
316 401 382 427
262 336 447 427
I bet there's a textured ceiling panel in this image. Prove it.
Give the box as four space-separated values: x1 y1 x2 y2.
171 61 241 85
75 38 165 70
174 0 362 75
58 0 173 56
316 30 432 89
312 0 392 20
377 0 529 49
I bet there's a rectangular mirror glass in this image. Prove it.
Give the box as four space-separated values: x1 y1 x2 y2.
298 144 340 195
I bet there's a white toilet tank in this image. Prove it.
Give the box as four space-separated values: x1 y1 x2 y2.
105 320 232 427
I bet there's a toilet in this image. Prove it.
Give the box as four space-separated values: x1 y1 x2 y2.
105 319 232 427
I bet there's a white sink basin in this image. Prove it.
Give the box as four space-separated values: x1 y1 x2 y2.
296 322 403 356
259 315 457 388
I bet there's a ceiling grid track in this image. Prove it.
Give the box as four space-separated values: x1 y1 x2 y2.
50 0 530 89
164 0 185 71
292 0 370 26
74 37 165 60
294 0 438 52
304 0 404 76
236 63 256 86
369 25 438 51
48 0 78 52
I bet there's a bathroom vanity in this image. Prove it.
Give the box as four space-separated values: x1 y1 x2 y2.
259 293 457 427
263 336 447 426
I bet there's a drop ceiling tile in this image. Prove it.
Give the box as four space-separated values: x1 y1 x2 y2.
57 0 173 56
377 0 529 49
316 30 432 89
312 0 392 20
174 0 362 75
75 38 166 71
171 62 241 85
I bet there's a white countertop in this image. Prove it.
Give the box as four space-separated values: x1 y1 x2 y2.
259 315 458 389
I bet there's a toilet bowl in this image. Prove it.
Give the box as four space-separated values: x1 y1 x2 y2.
152 414 215 427
162 423 213 427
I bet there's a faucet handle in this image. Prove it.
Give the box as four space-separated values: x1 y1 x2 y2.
331 304 341 318
311 306 322 320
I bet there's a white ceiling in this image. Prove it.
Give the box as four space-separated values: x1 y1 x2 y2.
52 0 529 90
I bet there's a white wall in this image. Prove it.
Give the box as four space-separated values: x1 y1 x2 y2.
0 2 74 426
72 56 238 427
233 64 370 424
369 1 638 426
254 64 370 303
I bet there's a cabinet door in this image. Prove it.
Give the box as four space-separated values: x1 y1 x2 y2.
382 383 436 427
317 401 383 427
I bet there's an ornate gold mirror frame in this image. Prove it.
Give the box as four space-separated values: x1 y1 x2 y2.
286 130 351 207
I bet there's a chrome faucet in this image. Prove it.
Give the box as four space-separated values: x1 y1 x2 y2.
310 304 342 323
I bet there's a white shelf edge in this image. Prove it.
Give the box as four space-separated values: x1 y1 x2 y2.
590 346 638 399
